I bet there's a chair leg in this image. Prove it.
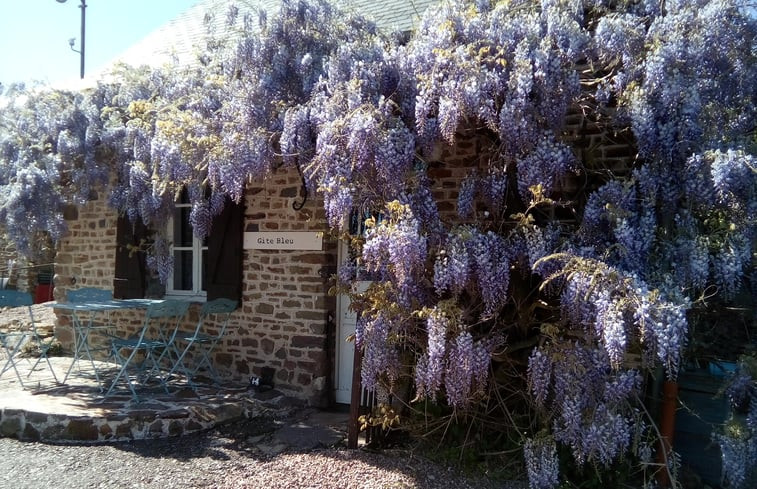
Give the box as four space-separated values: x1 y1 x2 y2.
167 340 197 389
28 349 60 384
1 334 27 388
103 345 141 402
192 340 221 385
152 343 175 376
25 306 59 384
1 357 25 387
142 347 169 393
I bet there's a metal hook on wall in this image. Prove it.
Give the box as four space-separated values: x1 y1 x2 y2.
292 160 309 211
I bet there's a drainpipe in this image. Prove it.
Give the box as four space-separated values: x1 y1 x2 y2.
325 312 335 407
347 341 363 449
657 380 678 488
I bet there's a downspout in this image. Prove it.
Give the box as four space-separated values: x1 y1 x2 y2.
347 338 363 449
657 379 679 488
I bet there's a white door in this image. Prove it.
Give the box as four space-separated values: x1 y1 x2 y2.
335 268 356 404
335 211 379 404
335 237 372 404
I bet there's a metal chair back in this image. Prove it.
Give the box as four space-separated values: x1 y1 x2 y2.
0 290 33 307
200 298 237 317
146 300 191 359
146 300 191 320
67 287 113 303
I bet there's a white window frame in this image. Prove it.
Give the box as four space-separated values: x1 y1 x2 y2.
165 198 207 301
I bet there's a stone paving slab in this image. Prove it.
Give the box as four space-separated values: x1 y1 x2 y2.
0 356 262 443
245 409 350 456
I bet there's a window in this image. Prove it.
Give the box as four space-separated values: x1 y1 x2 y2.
166 191 207 299
114 196 244 303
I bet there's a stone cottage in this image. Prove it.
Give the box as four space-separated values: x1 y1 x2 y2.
51 0 636 408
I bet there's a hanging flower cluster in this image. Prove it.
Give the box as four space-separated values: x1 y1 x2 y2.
0 84 108 257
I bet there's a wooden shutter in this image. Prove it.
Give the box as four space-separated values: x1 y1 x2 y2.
113 216 148 299
206 198 243 303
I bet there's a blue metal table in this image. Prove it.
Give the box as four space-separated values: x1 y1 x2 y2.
47 299 162 388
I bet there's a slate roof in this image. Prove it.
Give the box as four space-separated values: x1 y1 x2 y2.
92 0 437 77
339 0 436 32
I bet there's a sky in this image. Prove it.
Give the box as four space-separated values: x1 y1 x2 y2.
0 0 196 86
0 1 755 86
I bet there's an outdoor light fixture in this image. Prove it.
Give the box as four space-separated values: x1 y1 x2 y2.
56 0 86 79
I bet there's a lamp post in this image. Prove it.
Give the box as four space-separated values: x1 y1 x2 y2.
56 0 86 79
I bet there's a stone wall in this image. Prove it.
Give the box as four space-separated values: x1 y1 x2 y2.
0 243 21 291
53 167 337 406
53 193 120 347
426 109 636 225
235 168 337 406
55 195 120 296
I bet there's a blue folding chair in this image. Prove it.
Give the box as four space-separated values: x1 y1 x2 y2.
103 299 189 401
0 290 59 386
167 298 236 388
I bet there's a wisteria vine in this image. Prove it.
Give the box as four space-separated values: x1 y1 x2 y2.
1 1 756 487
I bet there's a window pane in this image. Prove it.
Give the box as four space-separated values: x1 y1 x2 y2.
173 207 193 247
173 250 193 291
349 210 360 235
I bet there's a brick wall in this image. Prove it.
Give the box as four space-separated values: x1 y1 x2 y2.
426 131 494 223
426 110 637 225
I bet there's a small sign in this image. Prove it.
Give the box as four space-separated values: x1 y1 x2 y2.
244 231 323 250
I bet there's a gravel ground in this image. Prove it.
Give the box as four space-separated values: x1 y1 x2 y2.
0 303 56 331
0 417 510 489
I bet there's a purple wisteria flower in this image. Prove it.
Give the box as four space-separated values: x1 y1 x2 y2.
415 307 448 399
524 437 559 489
